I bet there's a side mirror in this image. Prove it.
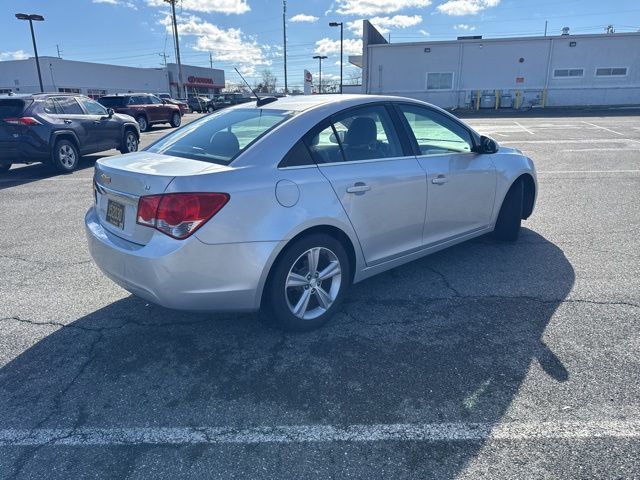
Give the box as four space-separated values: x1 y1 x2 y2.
478 135 499 154
107 108 114 117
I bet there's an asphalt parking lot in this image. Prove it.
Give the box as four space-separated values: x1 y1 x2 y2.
1 110 639 479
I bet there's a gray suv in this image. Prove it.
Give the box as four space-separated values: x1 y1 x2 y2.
0 93 140 173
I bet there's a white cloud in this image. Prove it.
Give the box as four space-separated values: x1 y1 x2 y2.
160 14 269 75
0 50 29 61
437 0 499 16
419 29 430 36
346 14 422 36
290 13 319 23
146 0 250 14
315 37 363 56
93 0 137 8
454 23 476 30
336 0 431 16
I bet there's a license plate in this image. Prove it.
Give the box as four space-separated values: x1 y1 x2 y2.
106 199 125 229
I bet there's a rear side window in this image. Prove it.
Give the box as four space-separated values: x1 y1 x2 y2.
43 99 62 114
55 96 84 114
98 97 125 108
0 99 29 118
280 140 315 167
129 96 149 105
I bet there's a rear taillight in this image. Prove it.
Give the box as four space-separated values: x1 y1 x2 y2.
136 193 229 239
3 117 41 126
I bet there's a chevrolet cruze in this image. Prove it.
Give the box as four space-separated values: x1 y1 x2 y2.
86 94 537 331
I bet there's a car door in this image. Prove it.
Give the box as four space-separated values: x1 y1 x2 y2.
396 103 496 245
77 96 121 151
308 104 427 266
148 95 168 122
52 96 97 153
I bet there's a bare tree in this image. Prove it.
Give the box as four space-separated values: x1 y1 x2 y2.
254 69 278 93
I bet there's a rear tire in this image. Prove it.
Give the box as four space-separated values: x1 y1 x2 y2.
52 139 80 173
119 129 139 154
170 112 181 128
493 179 523 241
265 234 350 332
0 163 11 174
136 115 149 132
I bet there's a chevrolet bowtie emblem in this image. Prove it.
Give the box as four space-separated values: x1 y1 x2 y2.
100 173 111 184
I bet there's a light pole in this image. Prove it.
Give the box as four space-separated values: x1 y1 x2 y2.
15 13 44 93
329 22 343 94
312 55 327 94
164 0 185 99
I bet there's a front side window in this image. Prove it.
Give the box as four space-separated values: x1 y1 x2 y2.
149 95 164 105
399 104 473 155
146 108 292 165
79 97 108 115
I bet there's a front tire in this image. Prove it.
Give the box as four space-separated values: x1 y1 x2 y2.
493 179 523 241
136 115 149 132
0 163 11 174
170 112 181 128
119 129 139 154
265 234 350 331
52 139 80 173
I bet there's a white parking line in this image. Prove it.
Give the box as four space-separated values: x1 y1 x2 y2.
502 139 638 144
537 169 640 174
1 421 638 446
581 121 624 136
515 122 535 135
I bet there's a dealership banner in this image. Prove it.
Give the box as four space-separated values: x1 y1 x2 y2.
304 70 312 95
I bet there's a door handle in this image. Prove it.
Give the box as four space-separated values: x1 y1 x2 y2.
431 174 448 185
63 119 72 124
93 120 101 124
346 182 371 194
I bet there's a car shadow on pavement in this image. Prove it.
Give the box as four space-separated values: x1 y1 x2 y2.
0 155 106 191
0 228 575 478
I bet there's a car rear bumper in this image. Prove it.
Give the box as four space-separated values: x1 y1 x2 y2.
85 207 278 312
0 140 49 164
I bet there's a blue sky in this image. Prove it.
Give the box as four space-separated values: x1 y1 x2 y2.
2 0 639 88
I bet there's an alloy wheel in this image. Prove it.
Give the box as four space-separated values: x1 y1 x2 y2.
285 247 342 320
126 132 138 152
58 144 77 169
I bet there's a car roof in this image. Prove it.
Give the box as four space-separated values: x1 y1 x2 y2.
0 93 79 99
246 94 421 113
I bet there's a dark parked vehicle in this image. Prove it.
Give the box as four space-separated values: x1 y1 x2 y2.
98 93 182 132
157 93 190 115
0 93 140 173
186 96 211 113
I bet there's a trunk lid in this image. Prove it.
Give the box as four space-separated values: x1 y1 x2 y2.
94 151 228 245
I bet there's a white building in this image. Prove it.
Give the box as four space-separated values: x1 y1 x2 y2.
351 21 640 109
0 57 224 99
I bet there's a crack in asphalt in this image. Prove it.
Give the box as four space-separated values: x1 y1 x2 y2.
0 254 92 268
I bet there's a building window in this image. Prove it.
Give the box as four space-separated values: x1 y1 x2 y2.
426 72 454 90
58 87 81 93
0 89 12 94
595 67 627 77
553 68 584 78
87 89 107 99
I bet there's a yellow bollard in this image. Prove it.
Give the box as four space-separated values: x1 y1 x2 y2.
475 90 481 110
515 90 521 109
541 89 548 108
495 89 501 109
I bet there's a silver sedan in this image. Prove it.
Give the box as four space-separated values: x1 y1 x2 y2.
86 94 537 330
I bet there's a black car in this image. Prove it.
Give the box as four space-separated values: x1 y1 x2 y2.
0 93 140 173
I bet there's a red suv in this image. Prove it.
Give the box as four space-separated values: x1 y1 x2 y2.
98 93 181 132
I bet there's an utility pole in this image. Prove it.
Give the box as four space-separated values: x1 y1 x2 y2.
209 52 213 69
159 52 169 66
329 22 343 93
283 0 288 93
544 20 548 37
56 44 62 59
164 0 185 99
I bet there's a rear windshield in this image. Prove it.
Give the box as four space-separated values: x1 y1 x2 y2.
146 108 292 165
97 97 126 107
0 99 30 118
